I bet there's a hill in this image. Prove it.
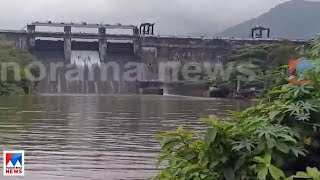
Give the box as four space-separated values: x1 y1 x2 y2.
220 0 320 39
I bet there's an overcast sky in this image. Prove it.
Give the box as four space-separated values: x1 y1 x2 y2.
0 0 291 35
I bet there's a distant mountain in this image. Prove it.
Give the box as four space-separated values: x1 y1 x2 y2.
220 0 320 40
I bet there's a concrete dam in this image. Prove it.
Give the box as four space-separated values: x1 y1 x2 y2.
0 22 308 96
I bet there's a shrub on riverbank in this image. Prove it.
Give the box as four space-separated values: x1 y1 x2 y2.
154 35 320 180
0 43 38 95
210 40 306 98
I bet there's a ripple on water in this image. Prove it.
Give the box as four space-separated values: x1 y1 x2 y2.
0 95 250 180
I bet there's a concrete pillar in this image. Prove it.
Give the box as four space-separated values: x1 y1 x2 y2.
27 25 35 33
98 27 106 34
64 38 71 61
28 36 36 49
133 27 139 36
64 26 71 34
99 39 107 62
27 25 36 50
98 27 107 61
133 39 142 57
64 26 72 61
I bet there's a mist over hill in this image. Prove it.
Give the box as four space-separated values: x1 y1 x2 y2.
220 0 320 39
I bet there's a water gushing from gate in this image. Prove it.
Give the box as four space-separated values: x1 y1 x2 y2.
71 50 101 68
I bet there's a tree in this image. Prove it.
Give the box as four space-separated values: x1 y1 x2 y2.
0 42 38 95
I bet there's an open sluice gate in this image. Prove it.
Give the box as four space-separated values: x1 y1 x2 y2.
71 50 101 68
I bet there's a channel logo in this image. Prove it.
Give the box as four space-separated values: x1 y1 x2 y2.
3 151 24 176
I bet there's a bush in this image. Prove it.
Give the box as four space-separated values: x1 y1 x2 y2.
154 35 320 180
0 42 38 95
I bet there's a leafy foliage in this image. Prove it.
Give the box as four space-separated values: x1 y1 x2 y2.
0 42 38 95
210 40 305 97
154 34 320 180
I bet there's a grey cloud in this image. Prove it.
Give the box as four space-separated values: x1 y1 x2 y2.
0 0 290 36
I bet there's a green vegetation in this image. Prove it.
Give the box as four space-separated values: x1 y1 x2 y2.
0 43 38 95
210 40 304 98
154 35 320 179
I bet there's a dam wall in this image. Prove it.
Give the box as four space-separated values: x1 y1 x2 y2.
0 31 29 49
0 30 306 65
139 36 306 82
141 36 305 62
0 25 308 95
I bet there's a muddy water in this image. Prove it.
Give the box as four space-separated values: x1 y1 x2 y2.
0 95 249 180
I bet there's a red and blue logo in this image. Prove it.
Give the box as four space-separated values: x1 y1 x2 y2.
3 151 24 176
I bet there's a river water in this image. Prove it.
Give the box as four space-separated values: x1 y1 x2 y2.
0 95 249 180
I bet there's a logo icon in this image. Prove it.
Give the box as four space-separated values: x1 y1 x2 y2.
3 151 24 176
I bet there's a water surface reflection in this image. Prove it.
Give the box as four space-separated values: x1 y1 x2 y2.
0 95 249 180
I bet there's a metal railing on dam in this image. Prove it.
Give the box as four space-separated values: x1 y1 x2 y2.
0 30 139 40
153 34 309 42
0 29 309 42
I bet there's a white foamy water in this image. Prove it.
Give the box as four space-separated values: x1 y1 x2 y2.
71 50 101 68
